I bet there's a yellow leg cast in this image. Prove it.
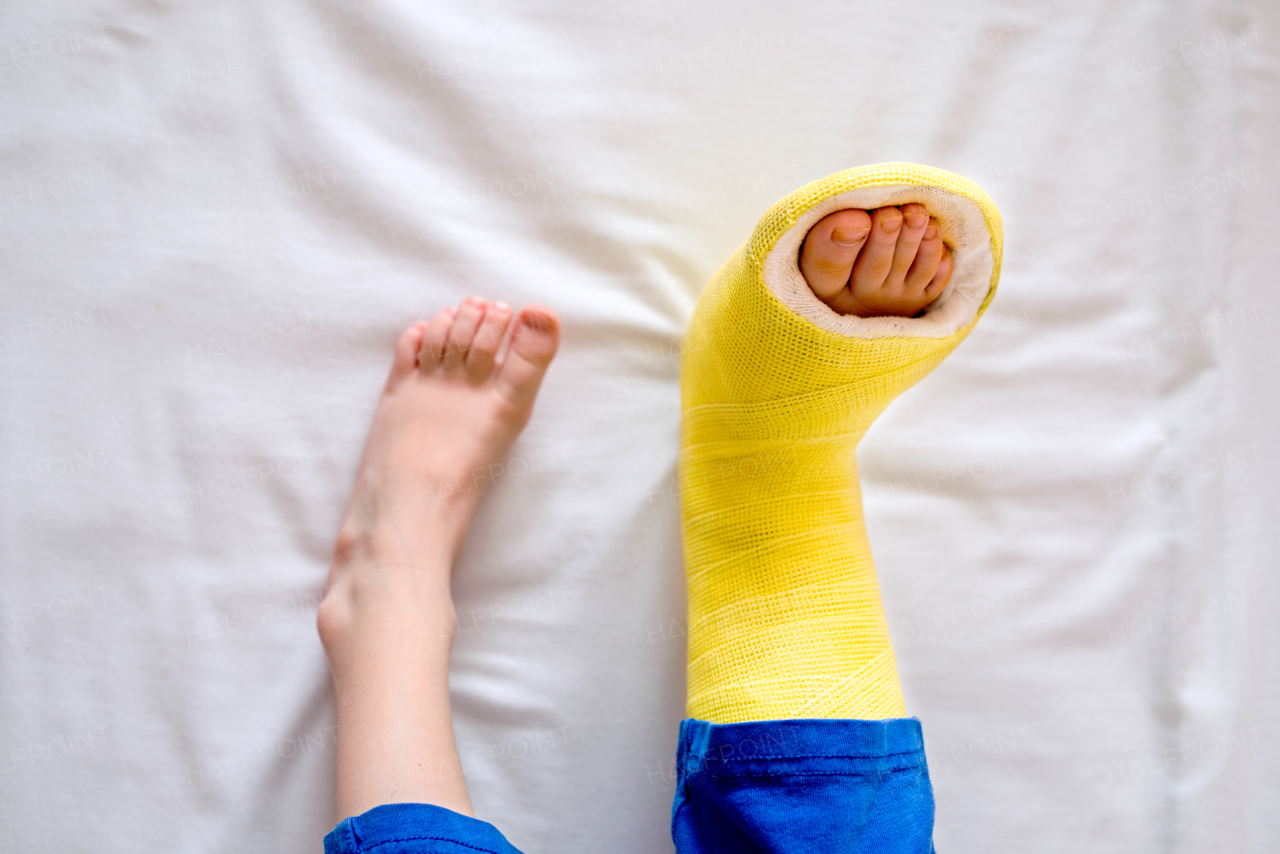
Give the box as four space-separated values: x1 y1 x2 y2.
680 163 1003 724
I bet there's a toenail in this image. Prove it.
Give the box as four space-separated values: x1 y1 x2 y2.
492 301 510 312
521 312 554 332
905 213 927 229
831 227 869 246
465 296 485 306
924 225 938 240
880 217 901 232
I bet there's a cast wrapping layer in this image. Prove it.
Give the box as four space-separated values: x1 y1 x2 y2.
679 163 1003 723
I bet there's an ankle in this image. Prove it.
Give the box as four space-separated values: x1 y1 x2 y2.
318 571 458 652
319 535 458 648
336 486 479 561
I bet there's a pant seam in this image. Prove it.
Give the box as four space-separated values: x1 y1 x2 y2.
694 750 922 762
704 768 920 780
359 836 502 854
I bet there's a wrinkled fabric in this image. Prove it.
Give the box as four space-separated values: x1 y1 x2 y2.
3 1 1278 852
325 804 523 854
673 717 934 854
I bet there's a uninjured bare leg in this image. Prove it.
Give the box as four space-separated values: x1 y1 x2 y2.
317 297 559 821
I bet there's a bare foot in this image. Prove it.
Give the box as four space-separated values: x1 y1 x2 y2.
317 297 559 821
325 296 560 581
799 204 953 318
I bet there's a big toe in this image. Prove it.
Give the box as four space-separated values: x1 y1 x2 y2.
799 208 872 304
495 305 560 414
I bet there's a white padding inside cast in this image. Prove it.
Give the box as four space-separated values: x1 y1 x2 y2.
763 184 996 339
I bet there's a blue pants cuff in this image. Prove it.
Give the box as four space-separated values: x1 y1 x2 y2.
672 717 935 854
323 802 524 854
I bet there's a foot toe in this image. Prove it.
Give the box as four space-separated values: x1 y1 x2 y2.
443 297 486 371
419 306 457 372
850 206 902 293
900 203 929 232
904 218 945 294
923 248 953 299
466 300 512 383
495 305 559 415
799 209 872 303
885 203 929 287
391 323 428 382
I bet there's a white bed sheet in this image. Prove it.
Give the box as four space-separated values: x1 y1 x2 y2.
2 1 1278 851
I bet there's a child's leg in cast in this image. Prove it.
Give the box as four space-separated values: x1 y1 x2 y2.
674 164 1001 853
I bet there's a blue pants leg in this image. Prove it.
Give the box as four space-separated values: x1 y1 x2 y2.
671 717 935 854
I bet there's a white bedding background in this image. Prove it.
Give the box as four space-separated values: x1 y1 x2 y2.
2 2 1278 851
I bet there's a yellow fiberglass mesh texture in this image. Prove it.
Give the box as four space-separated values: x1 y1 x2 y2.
679 162 1003 724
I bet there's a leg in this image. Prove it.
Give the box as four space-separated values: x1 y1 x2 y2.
318 297 559 822
676 163 1002 852
682 168 998 723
